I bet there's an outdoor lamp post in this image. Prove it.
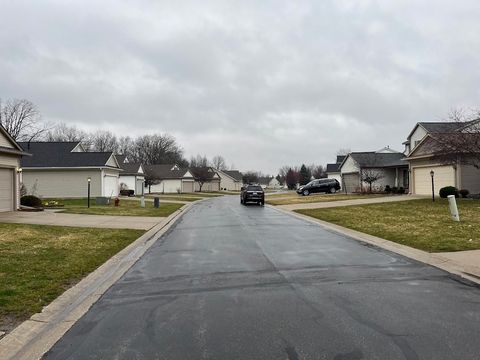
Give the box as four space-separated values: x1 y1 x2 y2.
430 170 435 202
87 177 91 208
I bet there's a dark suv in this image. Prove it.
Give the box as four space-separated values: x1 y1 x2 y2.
297 178 341 196
241 184 265 205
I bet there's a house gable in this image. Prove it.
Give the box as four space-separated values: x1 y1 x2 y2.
340 155 359 173
105 154 120 168
0 125 25 152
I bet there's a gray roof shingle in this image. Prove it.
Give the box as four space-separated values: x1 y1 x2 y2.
348 152 407 168
18 142 117 168
223 170 243 181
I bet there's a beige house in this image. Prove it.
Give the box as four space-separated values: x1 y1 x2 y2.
404 123 480 195
0 125 30 211
145 164 196 193
217 170 243 191
19 142 121 198
339 148 408 193
326 155 346 186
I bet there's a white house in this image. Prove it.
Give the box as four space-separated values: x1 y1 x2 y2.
19 142 121 198
116 155 145 195
326 155 346 185
145 164 196 193
217 169 243 191
0 125 30 211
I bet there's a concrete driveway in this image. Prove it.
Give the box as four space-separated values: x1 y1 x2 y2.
44 196 480 359
0 210 163 230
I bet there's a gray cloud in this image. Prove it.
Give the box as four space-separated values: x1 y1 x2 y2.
1 0 480 173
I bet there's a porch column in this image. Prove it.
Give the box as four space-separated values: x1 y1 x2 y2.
395 168 399 187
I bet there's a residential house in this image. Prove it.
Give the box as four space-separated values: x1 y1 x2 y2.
326 155 346 185
116 155 145 195
145 164 195 193
0 125 30 211
404 121 480 195
217 169 243 191
18 142 121 198
268 176 281 189
339 147 408 193
190 167 221 192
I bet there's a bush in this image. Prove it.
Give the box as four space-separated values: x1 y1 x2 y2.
459 189 470 198
119 189 134 197
21 195 43 207
397 187 405 194
385 185 391 193
439 186 459 198
391 186 398 194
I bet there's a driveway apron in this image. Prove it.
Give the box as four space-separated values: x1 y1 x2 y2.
44 196 480 360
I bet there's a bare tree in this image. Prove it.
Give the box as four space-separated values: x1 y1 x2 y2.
0 98 48 140
426 109 480 169
242 171 259 184
189 154 209 168
361 168 384 193
129 134 186 165
46 122 90 145
90 130 119 152
211 155 227 170
189 166 212 192
336 148 351 156
310 164 326 179
117 136 134 158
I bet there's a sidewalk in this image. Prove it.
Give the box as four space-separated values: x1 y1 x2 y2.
278 195 425 211
0 210 163 230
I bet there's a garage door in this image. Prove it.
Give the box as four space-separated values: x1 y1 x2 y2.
0 168 13 212
104 176 119 197
343 173 359 193
182 181 194 193
413 166 455 195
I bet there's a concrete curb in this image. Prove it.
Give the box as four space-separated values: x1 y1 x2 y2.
269 205 480 285
0 202 194 360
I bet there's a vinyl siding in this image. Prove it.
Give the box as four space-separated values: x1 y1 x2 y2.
22 170 103 198
0 153 20 168
0 131 14 148
409 126 427 154
340 156 359 174
0 153 21 209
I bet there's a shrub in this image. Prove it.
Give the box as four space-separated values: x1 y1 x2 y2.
439 186 459 198
459 189 470 198
20 195 43 207
391 186 398 194
397 187 405 194
385 185 391 193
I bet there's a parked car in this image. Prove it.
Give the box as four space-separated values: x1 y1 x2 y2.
296 178 340 196
241 184 265 205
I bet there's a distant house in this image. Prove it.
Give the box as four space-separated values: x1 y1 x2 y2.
144 164 195 193
115 155 145 195
404 121 480 195
339 147 408 193
217 169 243 191
190 167 221 192
18 141 121 198
0 125 30 211
326 155 346 185
268 177 281 189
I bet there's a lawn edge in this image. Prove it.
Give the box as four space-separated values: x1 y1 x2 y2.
0 202 195 360
269 205 480 285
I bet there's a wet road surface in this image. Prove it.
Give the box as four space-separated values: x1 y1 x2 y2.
45 196 480 359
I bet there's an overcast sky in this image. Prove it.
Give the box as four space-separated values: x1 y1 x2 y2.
2 1 480 174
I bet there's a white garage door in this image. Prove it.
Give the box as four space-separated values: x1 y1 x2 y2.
135 179 144 195
104 176 119 197
413 166 455 195
0 168 14 212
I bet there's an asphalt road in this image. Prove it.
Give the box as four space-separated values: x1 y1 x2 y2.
45 196 480 360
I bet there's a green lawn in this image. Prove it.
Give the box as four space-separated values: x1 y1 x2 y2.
46 198 183 217
267 193 386 206
0 223 144 331
296 199 480 252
